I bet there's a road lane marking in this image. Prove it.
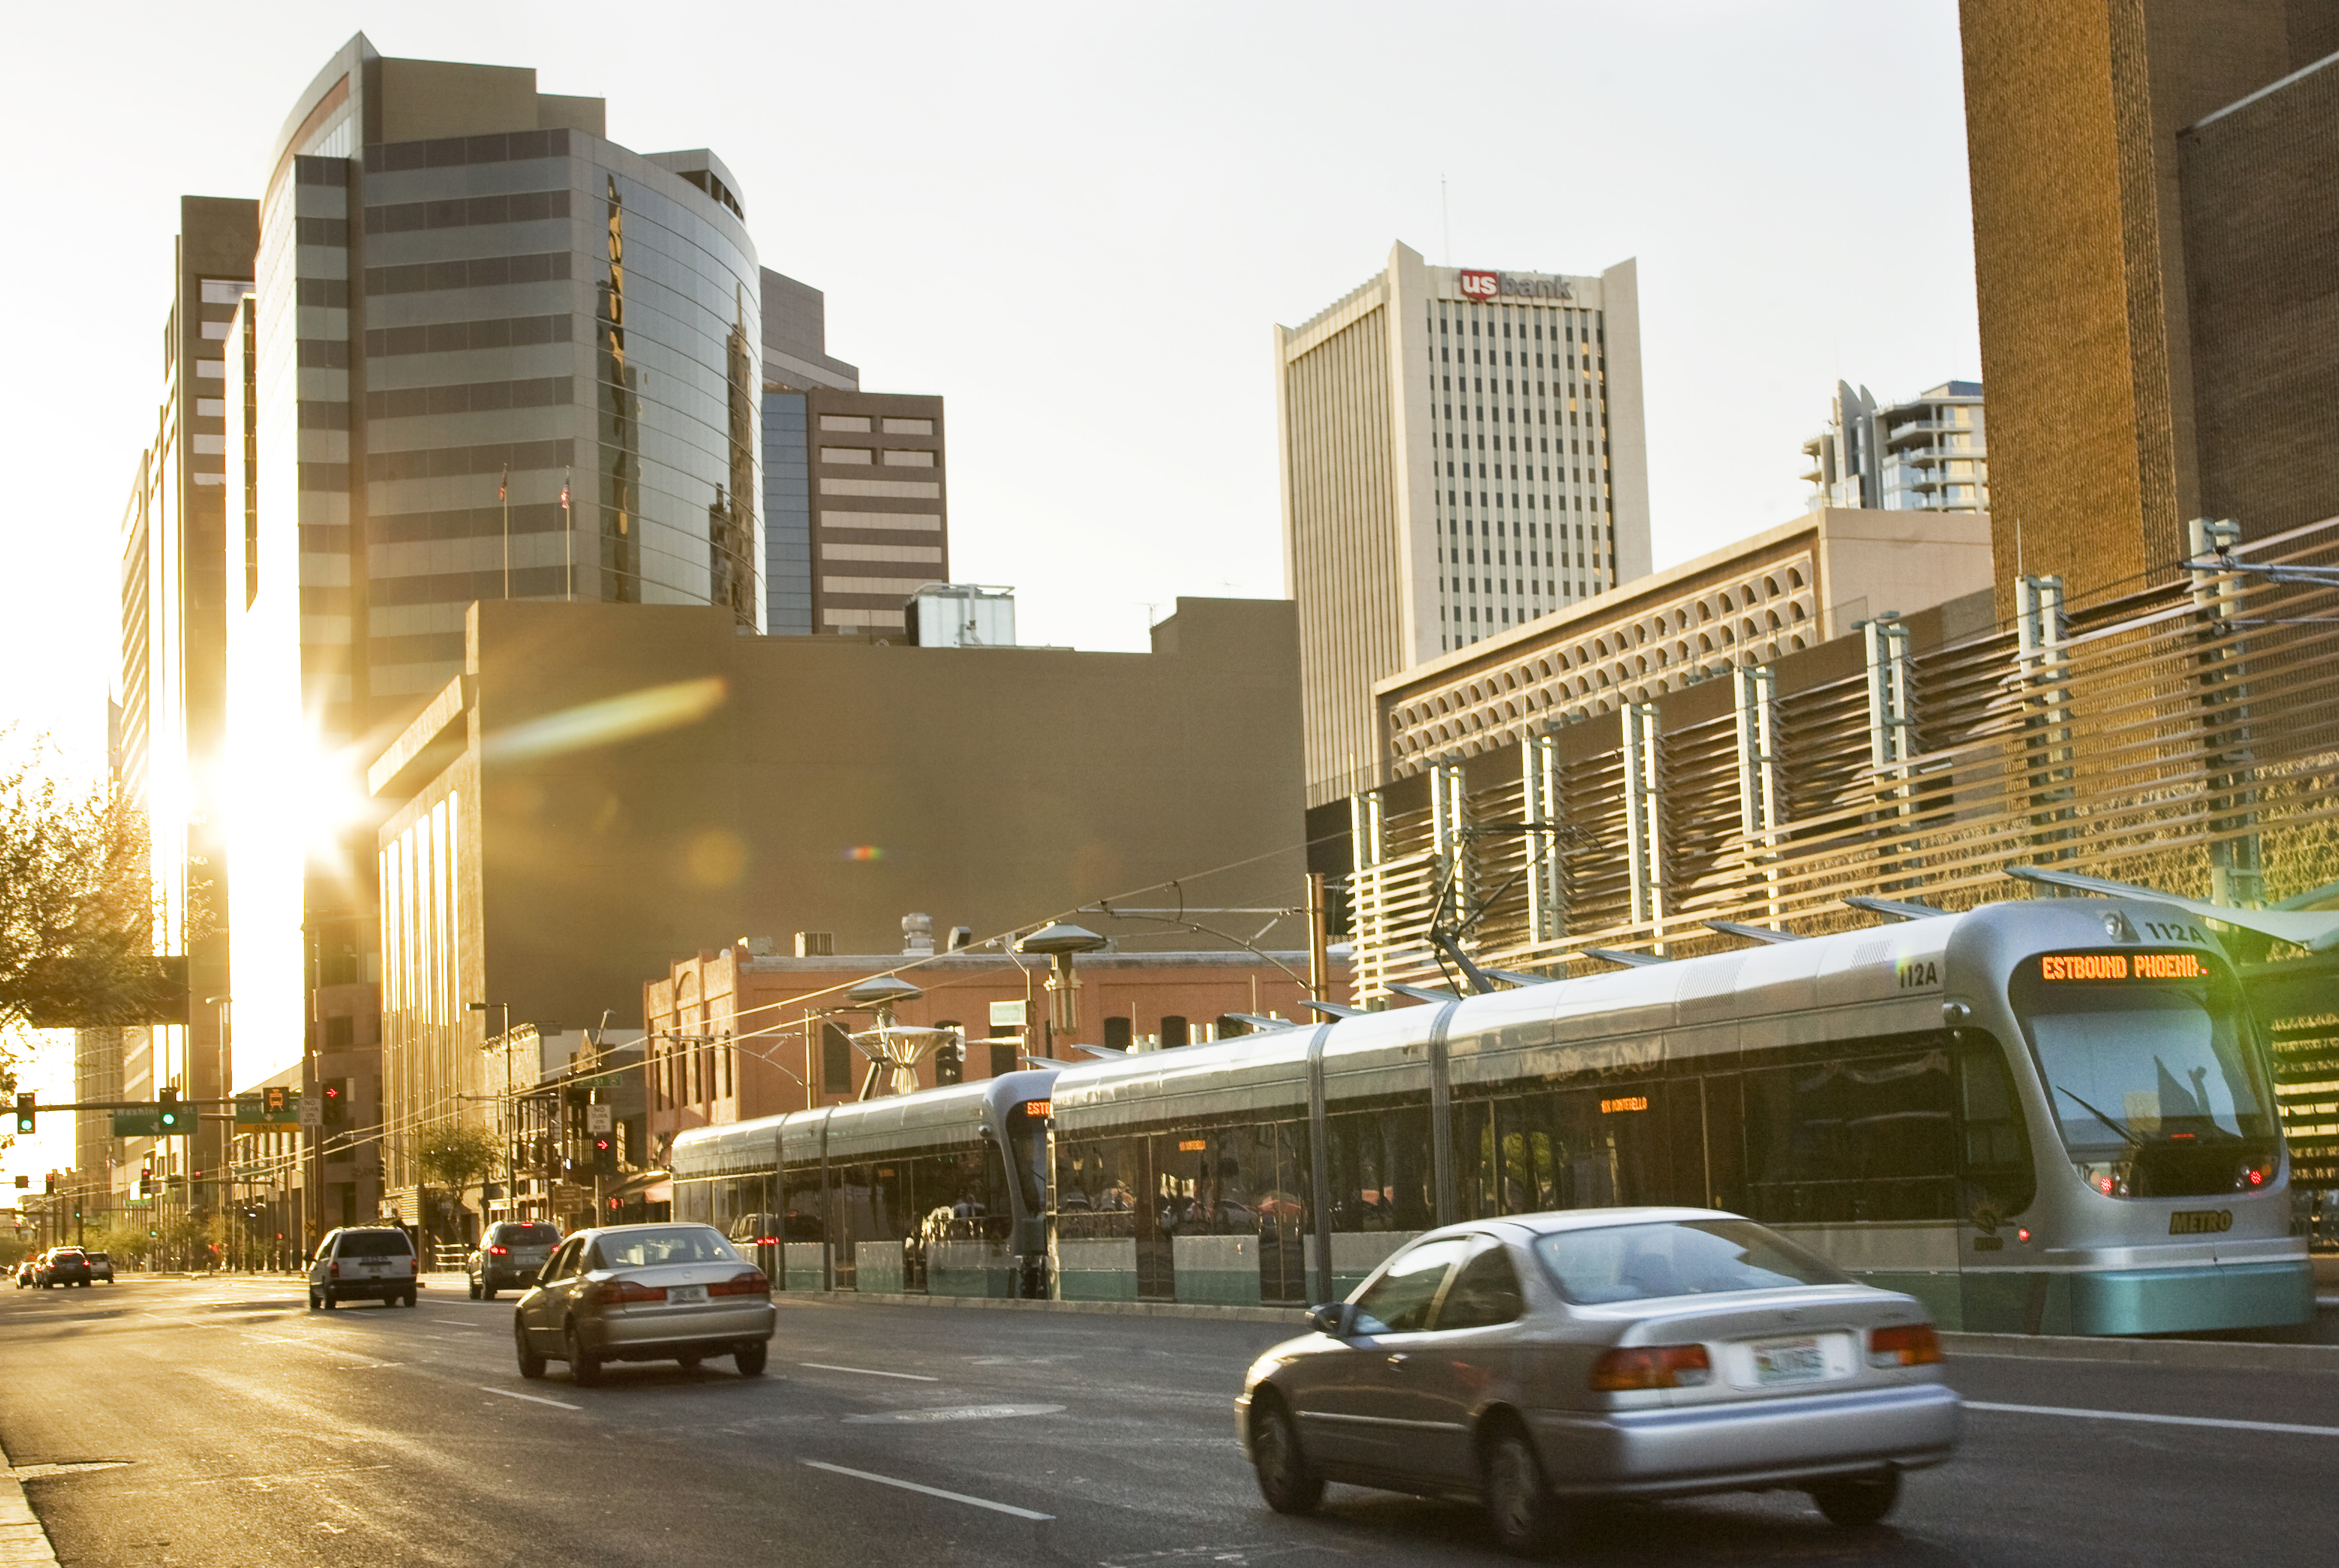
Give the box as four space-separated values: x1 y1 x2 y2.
8 1462 132 1480
478 1386 582 1411
800 1362 939 1381
1967 1400 2339 1438
845 1404 1066 1424
802 1460 1052 1521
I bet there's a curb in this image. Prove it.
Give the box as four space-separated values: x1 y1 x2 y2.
0 1442 59 1567
786 1291 1309 1326
1943 1329 2339 1373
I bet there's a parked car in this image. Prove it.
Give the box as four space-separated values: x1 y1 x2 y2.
13 1257 35 1288
34 1248 93 1289
83 1251 114 1284
307 1227 419 1309
1235 1208 1961 1556
513 1223 774 1386
468 1221 562 1300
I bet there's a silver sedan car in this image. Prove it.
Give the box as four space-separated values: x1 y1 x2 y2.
513 1223 776 1386
1236 1207 1961 1555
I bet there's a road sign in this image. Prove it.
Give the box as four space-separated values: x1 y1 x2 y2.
587 1105 613 1134
234 1092 303 1125
573 1074 620 1091
989 999 1028 1028
298 1094 321 1128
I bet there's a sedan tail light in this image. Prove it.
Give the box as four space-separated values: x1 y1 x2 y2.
1868 1323 1943 1367
488 1245 510 1255
585 1277 666 1305
709 1269 770 1298
752 1237 782 1247
1589 1343 1712 1390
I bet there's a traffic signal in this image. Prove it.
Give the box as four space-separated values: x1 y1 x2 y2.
11 1175 25 1189
263 1086 287 1115
43 1172 56 1193
592 1133 616 1176
157 1087 183 1131
322 1080 346 1128
12 1094 32 1134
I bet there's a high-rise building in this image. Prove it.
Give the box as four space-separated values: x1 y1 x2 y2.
1961 0 2339 608
114 196 257 1219
1276 241 1651 804
1802 381 1988 514
754 270 949 637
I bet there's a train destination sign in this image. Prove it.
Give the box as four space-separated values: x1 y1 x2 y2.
2037 951 2209 983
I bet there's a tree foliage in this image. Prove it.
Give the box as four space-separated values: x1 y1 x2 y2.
415 1119 501 1197
0 747 171 1045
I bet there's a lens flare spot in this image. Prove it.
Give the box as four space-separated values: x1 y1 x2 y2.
685 829 747 887
845 845 886 862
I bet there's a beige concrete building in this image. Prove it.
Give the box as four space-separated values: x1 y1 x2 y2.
365 595 1308 1220
1373 507 1993 780
1277 242 1651 806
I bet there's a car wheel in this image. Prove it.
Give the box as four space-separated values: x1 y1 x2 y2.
1482 1422 1562 1557
1811 1470 1900 1528
404 1290 419 1308
468 1279 481 1300
735 1340 768 1377
1249 1397 1323 1516
480 1284 496 1302
515 1317 547 1380
321 1288 337 1311
566 1323 601 1387
307 1289 319 1311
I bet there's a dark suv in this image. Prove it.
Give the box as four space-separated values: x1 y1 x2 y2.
307 1227 419 1309
35 1248 93 1289
468 1221 561 1300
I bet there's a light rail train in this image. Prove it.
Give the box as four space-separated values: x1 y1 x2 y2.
673 897 2312 1335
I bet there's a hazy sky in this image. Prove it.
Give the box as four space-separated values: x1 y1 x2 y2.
0 1 1979 1183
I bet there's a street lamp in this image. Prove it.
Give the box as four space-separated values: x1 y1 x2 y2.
468 1001 513 1222
1016 923 1108 1045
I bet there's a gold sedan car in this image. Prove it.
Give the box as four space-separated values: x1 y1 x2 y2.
514 1223 775 1385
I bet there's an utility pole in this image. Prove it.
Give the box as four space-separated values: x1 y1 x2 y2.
1306 873 1331 1005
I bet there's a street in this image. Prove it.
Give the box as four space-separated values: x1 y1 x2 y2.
2 1279 2336 1567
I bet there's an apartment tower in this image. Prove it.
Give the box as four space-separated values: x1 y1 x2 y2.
1961 0 2339 608
1276 241 1651 804
1802 381 1988 514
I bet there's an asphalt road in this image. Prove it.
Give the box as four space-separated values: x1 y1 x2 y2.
3 1276 2337 1567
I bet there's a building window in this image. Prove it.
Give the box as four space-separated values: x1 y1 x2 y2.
881 416 934 435
819 446 873 464
819 414 872 433
822 1022 855 1094
1161 1015 1190 1049
881 449 935 467
935 1022 963 1085
989 1041 1016 1078
1104 1016 1132 1051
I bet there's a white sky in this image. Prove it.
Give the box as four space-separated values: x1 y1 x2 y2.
0 1 1979 1163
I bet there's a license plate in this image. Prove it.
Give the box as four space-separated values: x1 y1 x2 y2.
1749 1335 1825 1385
665 1285 708 1305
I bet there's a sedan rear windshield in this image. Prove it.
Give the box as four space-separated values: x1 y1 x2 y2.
493 1224 560 1246
335 1231 414 1258
589 1228 737 1269
1532 1219 1849 1305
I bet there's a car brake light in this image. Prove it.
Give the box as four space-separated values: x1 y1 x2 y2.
586 1277 666 1305
753 1237 781 1246
709 1269 770 1297
489 1245 509 1255
1589 1343 1711 1390
1868 1323 1943 1367
329 1262 340 1277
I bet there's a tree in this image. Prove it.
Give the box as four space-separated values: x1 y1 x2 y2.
0 745 174 1048
415 1119 502 1249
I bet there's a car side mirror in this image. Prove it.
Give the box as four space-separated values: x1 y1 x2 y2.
1307 1302 1359 1338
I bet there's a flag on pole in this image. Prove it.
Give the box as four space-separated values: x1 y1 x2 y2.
560 469 571 511
498 464 508 503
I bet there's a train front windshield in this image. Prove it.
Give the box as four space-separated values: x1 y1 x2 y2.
2012 948 2278 1198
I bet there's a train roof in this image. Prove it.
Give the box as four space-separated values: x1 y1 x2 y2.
672 1069 1057 1177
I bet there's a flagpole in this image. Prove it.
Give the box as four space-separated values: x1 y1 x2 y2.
499 463 511 600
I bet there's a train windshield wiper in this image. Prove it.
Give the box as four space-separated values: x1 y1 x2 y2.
2056 1086 2144 1149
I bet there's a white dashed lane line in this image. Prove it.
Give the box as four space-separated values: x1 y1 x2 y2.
1967 1400 2339 1438
801 1460 1054 1521
799 1362 939 1382
478 1386 582 1411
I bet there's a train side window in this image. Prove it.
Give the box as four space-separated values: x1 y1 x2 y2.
1953 1033 2036 1216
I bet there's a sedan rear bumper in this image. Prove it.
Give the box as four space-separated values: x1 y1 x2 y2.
578 1302 776 1358
1527 1382 1961 1497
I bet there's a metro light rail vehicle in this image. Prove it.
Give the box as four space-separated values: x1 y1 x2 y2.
673 897 2312 1336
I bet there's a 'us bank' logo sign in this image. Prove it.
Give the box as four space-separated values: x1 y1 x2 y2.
1459 270 1500 302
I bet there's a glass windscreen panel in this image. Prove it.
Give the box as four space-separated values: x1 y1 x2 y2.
2013 948 2278 1198
337 1232 413 1258
1533 1219 1850 1305
591 1227 740 1269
